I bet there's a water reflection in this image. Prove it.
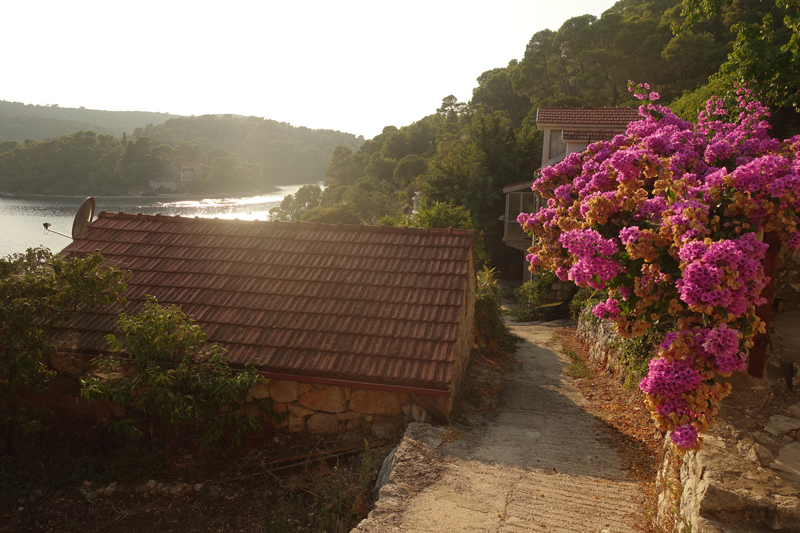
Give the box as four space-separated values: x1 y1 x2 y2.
0 183 317 257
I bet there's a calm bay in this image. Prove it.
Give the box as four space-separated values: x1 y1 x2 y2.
0 183 317 257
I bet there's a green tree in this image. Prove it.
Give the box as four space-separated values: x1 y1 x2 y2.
299 203 362 224
269 184 323 221
324 146 363 189
472 63 532 126
0 248 129 455
675 0 800 134
81 296 266 446
392 154 428 189
420 111 532 266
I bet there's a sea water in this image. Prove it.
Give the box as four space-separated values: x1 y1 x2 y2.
0 183 317 257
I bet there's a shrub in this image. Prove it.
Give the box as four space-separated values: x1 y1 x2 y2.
81 296 270 446
511 272 557 321
473 266 518 358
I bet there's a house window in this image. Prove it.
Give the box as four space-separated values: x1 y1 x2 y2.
548 130 566 160
504 191 538 242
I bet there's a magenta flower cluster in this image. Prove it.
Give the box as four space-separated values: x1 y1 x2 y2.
518 83 800 451
670 424 699 449
639 357 702 397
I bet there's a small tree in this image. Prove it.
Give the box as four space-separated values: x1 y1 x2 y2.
81 297 267 446
0 247 129 455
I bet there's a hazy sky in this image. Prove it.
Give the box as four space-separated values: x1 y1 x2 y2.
4 0 619 139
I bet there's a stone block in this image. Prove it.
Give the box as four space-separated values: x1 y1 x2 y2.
288 403 315 417
412 403 432 422
371 417 399 440
51 354 91 376
764 415 800 437
248 383 270 401
754 443 775 467
288 415 305 433
337 411 362 420
299 387 346 413
298 383 313 395
269 381 298 403
306 412 339 435
108 402 126 418
771 442 800 483
349 389 401 415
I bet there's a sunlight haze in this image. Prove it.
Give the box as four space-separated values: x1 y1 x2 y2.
5 0 619 139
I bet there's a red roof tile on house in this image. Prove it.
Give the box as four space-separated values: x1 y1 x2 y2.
536 107 641 125
562 130 621 142
56 213 475 391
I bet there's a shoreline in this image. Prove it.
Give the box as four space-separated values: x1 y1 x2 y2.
0 189 294 202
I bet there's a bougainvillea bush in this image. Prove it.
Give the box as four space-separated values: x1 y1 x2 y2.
518 83 800 451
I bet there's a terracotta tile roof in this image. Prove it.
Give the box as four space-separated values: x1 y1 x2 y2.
562 130 621 142
536 107 641 126
56 213 475 391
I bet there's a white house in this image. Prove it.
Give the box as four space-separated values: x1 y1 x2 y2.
149 162 203 192
502 107 641 279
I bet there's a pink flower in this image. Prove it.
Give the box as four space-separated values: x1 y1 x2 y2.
670 424 699 449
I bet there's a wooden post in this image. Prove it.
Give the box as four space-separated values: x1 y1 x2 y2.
748 232 782 378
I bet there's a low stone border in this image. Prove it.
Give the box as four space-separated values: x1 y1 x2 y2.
655 417 800 532
351 422 446 532
577 310 800 532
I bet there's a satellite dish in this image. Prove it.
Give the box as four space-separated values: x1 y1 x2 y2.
72 197 96 239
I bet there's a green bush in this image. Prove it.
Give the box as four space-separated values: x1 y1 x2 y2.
617 316 677 392
511 272 558 321
569 287 604 320
81 296 273 446
473 266 518 358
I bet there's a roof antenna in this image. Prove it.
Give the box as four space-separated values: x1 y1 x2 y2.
43 197 96 240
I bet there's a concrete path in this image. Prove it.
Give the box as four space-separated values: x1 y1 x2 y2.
356 323 647 532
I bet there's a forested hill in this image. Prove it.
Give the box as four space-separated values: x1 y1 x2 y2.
0 101 177 141
133 115 364 185
0 109 364 196
275 0 800 275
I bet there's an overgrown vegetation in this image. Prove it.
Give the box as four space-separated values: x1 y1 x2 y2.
568 287 604 320
1 418 386 532
0 247 129 456
473 267 519 359
616 316 678 393
572 290 675 390
81 296 271 446
510 272 558 321
565 349 590 379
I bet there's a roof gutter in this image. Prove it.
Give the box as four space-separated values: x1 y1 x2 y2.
51 351 452 398
256 370 451 397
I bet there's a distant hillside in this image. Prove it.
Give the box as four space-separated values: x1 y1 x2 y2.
135 115 365 184
0 101 178 141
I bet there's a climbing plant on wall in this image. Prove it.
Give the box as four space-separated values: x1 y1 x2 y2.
518 83 800 451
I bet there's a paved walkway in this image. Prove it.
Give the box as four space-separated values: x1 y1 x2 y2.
356 323 647 532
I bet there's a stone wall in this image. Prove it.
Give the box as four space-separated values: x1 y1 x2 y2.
448 266 476 412
655 412 800 532
246 379 441 441
577 311 800 532
545 280 575 304
777 245 800 310
575 312 624 377
49 352 446 440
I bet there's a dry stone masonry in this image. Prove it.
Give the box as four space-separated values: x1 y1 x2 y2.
578 310 800 532
246 380 435 440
